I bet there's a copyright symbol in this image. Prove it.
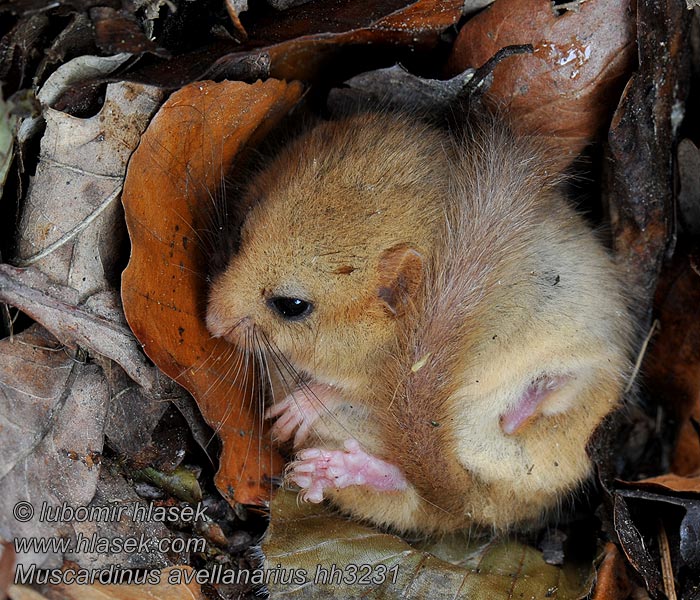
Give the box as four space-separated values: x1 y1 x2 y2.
13 501 34 522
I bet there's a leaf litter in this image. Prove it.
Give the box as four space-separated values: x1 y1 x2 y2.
0 1 699 599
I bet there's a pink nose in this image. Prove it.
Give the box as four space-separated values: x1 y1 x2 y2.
205 309 251 340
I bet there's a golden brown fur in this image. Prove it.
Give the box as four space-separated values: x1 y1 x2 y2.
206 111 635 535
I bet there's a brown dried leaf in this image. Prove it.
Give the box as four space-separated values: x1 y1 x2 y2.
122 79 304 505
678 139 700 235
625 474 700 495
591 543 633 600
0 325 109 569
446 0 636 167
0 542 13 598
0 14 51 89
605 0 690 323
261 489 595 599
8 586 48 600
15 79 163 296
90 7 161 55
224 0 249 40
644 251 700 475
49 566 205 599
0 264 159 393
209 0 467 82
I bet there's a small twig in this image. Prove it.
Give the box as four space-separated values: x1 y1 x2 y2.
657 520 677 600
624 319 660 394
462 44 534 99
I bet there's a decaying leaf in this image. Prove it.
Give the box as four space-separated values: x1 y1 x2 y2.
328 64 475 118
70 467 189 572
0 14 52 90
613 495 663 596
591 543 634 600
121 78 304 505
446 0 636 167
16 53 132 145
678 139 700 235
91 8 161 55
261 489 595 599
0 86 16 200
8 585 47 600
616 477 700 579
225 0 250 40
643 251 700 475
207 0 469 82
0 325 109 569
15 79 162 296
605 0 690 323
46 566 205 599
0 264 159 393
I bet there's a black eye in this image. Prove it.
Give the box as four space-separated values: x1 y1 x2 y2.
267 297 313 321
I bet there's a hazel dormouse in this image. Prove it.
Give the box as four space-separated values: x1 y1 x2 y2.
206 111 635 535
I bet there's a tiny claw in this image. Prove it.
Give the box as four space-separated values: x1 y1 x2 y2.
290 474 312 488
298 448 323 460
265 383 345 448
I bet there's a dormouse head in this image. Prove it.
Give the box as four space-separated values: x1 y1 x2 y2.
205 112 450 389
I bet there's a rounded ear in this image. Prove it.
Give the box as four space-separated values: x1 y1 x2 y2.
377 243 424 317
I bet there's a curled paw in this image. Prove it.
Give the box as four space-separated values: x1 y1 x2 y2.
287 439 408 503
265 383 342 447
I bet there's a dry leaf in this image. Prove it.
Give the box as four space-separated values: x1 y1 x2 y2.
446 0 636 167
121 79 304 505
208 0 468 82
68 467 187 571
17 53 132 145
605 0 690 322
1 542 15 598
630 474 700 494
678 139 700 235
328 64 475 118
0 86 15 198
0 325 109 569
49 566 204 599
15 79 162 297
644 251 700 475
8 586 48 600
0 264 159 393
261 489 594 599
91 8 161 55
613 495 662 596
591 543 634 600
224 0 249 40
616 478 700 579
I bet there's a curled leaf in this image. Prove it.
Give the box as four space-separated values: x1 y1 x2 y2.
121 79 304 505
446 0 636 166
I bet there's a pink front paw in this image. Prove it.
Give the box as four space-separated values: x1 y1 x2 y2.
288 439 408 503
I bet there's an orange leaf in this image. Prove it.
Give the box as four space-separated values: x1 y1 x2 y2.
446 0 636 167
212 0 466 82
632 474 700 495
645 252 700 476
591 543 633 600
122 79 303 505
